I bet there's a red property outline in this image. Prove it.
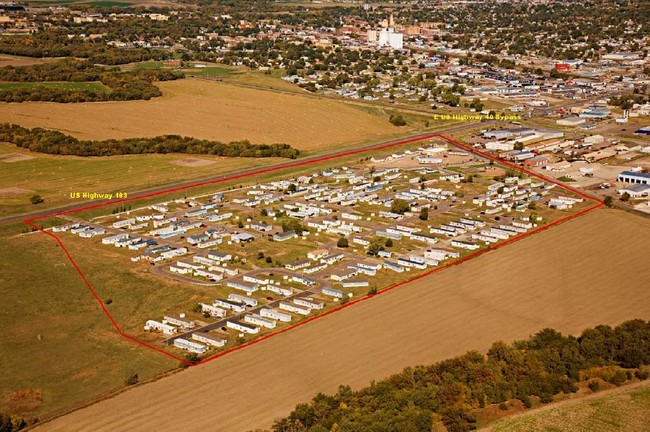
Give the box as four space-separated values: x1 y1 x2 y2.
23 134 603 366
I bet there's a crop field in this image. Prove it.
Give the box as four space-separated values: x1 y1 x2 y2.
483 380 650 432
0 78 405 149
29 209 650 432
0 143 287 218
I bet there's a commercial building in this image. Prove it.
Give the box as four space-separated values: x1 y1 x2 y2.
618 171 650 185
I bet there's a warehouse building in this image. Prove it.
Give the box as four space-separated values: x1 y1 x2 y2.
617 170 650 185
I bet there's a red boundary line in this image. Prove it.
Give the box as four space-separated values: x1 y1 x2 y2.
23 134 603 366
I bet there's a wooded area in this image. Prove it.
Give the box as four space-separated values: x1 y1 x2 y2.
0 59 183 102
270 319 650 432
0 124 300 158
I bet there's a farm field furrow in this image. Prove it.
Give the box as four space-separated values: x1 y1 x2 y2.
33 209 650 432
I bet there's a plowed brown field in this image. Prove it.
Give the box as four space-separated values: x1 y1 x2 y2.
34 209 650 432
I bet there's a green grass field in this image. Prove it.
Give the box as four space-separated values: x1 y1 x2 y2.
0 143 286 218
0 230 179 419
0 81 110 92
484 382 650 432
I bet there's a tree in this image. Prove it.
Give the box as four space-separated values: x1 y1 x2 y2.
469 97 484 112
514 142 525 151
604 196 614 207
367 237 385 256
620 192 631 202
337 237 349 248
30 194 44 205
385 238 393 248
391 198 410 214
419 207 429 221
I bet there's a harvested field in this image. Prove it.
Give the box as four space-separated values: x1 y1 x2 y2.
34 209 650 432
0 79 401 150
171 158 216 167
482 380 650 432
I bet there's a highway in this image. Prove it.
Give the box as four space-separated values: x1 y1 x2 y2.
2 121 491 226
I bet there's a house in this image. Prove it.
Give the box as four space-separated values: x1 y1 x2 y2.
322 287 344 299
163 315 195 330
214 299 246 313
450 240 480 250
227 293 258 307
226 280 259 294
279 302 311 316
286 259 311 270
232 232 255 243
260 308 292 322
330 268 358 281
200 303 226 318
251 222 273 232
273 230 297 242
383 261 404 272
294 298 324 310
244 313 277 329
208 251 232 262
144 320 176 334
226 320 259 334
307 249 329 260
173 338 208 354
192 332 227 347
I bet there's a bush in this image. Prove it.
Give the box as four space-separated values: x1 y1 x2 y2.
30 194 44 205
124 371 139 386
588 380 599 392
337 237 349 248
389 114 407 126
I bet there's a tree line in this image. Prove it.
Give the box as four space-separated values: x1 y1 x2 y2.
269 319 650 432
0 33 169 65
0 59 183 103
0 124 300 159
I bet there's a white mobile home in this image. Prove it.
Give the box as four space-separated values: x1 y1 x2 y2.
226 320 259 334
173 338 208 354
144 320 176 334
244 313 277 329
227 294 258 307
192 332 227 347
279 302 311 316
163 315 195 330
260 308 292 322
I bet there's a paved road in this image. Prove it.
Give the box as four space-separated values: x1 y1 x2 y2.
2 121 492 226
